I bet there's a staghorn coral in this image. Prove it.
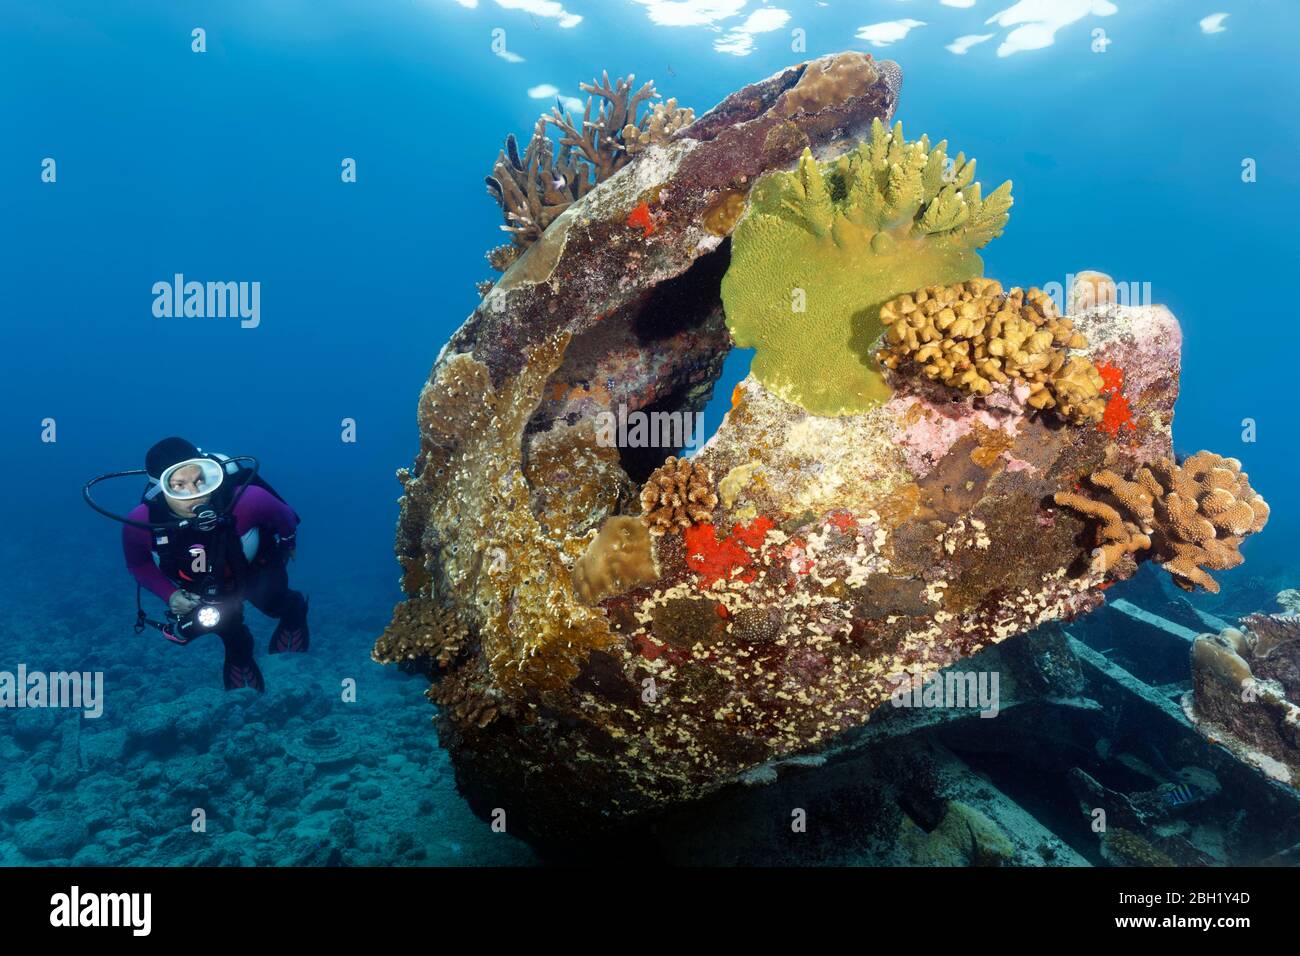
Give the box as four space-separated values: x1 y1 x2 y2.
721 118 1013 416
623 98 694 155
484 73 691 282
572 515 659 605
878 279 1103 423
547 72 660 181
486 116 592 254
1055 451 1269 593
640 455 718 535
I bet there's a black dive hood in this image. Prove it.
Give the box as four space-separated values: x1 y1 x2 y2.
82 455 260 531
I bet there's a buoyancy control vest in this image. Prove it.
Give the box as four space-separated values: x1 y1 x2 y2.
140 452 295 595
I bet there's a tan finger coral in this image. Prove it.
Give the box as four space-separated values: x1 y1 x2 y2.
1055 451 1269 593
1050 491 1151 574
640 456 719 536
548 72 661 181
878 278 1104 424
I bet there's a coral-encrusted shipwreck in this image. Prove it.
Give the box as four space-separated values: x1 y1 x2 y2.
376 53 1270 846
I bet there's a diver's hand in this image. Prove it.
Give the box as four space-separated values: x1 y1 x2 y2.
168 590 201 615
277 533 297 563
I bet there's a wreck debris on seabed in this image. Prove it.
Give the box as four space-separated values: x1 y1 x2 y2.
373 50 1291 860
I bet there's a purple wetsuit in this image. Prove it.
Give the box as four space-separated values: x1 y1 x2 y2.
122 484 299 601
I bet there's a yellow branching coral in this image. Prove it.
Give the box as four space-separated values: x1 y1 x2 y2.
1055 451 1270 592
640 456 718 536
721 118 1013 416
878 278 1104 424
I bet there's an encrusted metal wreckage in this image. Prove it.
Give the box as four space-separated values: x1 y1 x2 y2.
372 52 1289 857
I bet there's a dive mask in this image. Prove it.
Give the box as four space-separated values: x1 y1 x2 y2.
159 457 225 502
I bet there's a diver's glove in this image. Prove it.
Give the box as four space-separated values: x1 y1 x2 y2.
276 533 297 563
168 590 201 615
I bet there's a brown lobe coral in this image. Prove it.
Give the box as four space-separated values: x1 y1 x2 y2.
572 515 659 605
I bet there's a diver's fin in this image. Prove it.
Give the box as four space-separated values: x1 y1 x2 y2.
269 595 310 654
223 658 265 693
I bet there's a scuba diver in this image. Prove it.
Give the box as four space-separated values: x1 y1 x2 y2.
84 437 310 692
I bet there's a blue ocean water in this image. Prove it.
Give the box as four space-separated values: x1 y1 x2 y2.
0 0 1297 866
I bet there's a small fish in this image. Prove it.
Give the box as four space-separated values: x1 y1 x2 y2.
1163 783 1198 807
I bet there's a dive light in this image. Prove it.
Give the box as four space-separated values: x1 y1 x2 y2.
165 598 230 643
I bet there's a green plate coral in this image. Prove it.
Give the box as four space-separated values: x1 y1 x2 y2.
721 118 1013 416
